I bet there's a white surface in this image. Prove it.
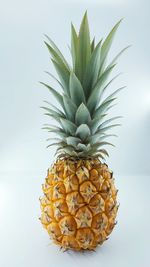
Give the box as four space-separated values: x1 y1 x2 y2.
0 173 149 267
0 0 150 175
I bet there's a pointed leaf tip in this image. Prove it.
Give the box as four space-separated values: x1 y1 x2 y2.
76 124 91 140
83 10 88 20
69 72 85 106
75 103 91 125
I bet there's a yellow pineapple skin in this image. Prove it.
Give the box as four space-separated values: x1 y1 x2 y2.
40 158 118 251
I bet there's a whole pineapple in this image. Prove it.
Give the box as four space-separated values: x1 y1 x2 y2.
40 12 128 251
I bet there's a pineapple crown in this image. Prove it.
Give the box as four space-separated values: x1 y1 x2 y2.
41 11 129 159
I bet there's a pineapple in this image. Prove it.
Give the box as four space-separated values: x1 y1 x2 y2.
40 12 128 251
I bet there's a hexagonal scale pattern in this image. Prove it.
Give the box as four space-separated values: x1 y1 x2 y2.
40 158 118 250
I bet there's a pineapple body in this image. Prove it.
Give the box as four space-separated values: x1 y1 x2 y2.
40 158 118 250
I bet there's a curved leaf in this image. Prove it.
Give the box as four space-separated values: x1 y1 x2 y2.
98 73 121 102
46 137 63 142
98 141 115 148
77 143 90 152
88 133 104 145
44 113 61 123
40 82 64 109
94 99 116 118
98 149 109 157
91 37 95 52
92 141 114 150
83 40 102 97
90 114 107 134
102 86 125 104
69 72 85 106
75 103 91 125
43 126 68 138
76 124 91 140
63 94 77 121
51 59 70 96
45 34 70 70
76 11 91 83
43 101 65 117
97 123 121 133
99 116 122 129
66 136 81 147
56 144 79 155
41 106 65 118
71 23 78 71
46 141 65 148
99 19 122 75
87 64 116 113
99 133 117 140
106 45 131 70
60 118 77 135
89 133 117 145
45 71 63 89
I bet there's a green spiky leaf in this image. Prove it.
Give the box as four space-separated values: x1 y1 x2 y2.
41 106 65 119
43 101 65 117
83 40 102 98
45 34 70 70
41 13 127 158
51 59 70 96
60 118 77 135
91 37 95 52
45 71 64 89
63 94 77 121
76 124 91 140
106 45 131 70
87 64 116 113
71 23 78 71
40 82 64 109
76 11 91 83
69 72 85 106
99 19 122 75
94 99 116 118
75 103 91 125
66 136 81 147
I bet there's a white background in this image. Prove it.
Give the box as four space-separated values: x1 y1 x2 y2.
0 0 150 266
